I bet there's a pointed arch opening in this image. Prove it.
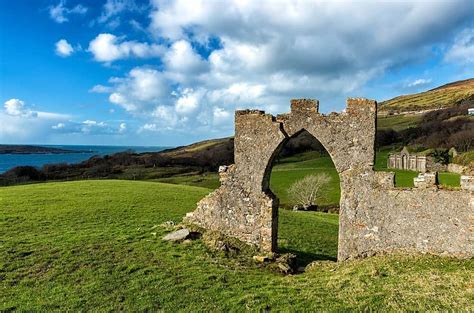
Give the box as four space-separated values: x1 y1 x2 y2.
263 129 341 267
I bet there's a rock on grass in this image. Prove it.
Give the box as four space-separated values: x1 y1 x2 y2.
162 228 190 242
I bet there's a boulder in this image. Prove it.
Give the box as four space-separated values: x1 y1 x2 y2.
162 228 190 242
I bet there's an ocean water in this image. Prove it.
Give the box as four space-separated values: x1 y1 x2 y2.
0 145 170 173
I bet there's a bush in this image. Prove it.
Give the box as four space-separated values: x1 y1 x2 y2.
453 151 474 167
287 173 332 210
1 166 45 184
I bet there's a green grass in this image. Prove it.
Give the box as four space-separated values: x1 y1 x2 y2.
278 210 338 265
438 172 461 187
375 150 461 188
378 79 474 113
1 180 473 311
155 172 220 189
270 153 340 209
151 150 461 209
377 114 421 131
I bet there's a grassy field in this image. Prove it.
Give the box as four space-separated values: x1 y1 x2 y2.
270 152 340 209
1 180 473 311
155 150 461 209
377 114 422 131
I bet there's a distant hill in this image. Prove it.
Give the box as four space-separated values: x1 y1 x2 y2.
379 78 474 113
0 145 90 154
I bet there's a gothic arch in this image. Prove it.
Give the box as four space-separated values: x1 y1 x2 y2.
184 98 473 261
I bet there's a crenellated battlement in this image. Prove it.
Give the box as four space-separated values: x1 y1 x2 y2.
290 99 319 114
346 98 377 115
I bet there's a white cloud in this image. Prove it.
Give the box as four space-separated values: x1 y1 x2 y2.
81 120 107 134
1 99 72 142
175 88 201 114
49 1 87 24
0 98 125 143
130 19 146 32
163 40 207 82
107 67 170 112
90 0 473 137
89 84 113 93
213 107 231 125
445 28 474 64
88 33 165 63
119 122 127 133
51 120 123 135
4 99 30 116
55 39 74 57
406 78 432 88
151 105 178 128
98 0 144 28
52 123 66 130
141 123 158 132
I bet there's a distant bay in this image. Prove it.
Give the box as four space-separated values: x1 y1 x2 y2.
0 145 170 173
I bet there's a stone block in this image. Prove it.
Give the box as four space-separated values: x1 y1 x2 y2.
461 176 474 191
290 99 319 114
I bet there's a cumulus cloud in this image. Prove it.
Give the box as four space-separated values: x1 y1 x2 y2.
4 99 36 117
163 40 208 83
88 33 165 63
49 0 87 23
107 67 171 112
213 107 231 125
55 39 74 57
445 28 474 64
1 99 72 142
149 0 472 104
175 88 202 114
91 0 473 136
0 98 125 143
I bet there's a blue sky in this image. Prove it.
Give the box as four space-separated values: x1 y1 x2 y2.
1 0 473 146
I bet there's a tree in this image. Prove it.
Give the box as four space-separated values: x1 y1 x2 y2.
287 173 332 210
449 130 474 152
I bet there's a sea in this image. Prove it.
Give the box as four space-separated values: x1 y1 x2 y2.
0 145 170 173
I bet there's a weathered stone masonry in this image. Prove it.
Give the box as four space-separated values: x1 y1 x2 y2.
185 98 474 260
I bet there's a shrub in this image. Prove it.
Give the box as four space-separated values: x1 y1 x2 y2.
287 173 332 210
1 166 45 183
453 151 474 167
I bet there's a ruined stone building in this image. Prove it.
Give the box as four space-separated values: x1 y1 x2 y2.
388 147 447 172
185 98 474 261
388 147 427 172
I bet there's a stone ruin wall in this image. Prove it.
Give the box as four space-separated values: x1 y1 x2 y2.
388 153 428 172
185 98 474 261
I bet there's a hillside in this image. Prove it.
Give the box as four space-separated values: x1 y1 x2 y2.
2 180 473 311
379 78 474 114
0 145 89 154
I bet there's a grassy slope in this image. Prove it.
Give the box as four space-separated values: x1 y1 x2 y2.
156 151 461 208
377 114 422 131
1 180 473 311
378 78 474 113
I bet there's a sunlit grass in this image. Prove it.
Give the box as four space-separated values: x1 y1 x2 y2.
1 180 472 311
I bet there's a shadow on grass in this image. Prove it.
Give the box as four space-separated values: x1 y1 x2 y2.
278 247 337 268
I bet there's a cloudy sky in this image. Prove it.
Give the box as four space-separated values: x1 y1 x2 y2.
1 0 473 146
